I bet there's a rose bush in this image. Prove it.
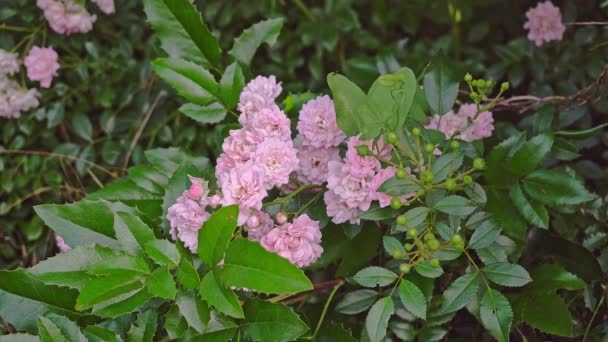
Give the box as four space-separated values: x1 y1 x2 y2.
1 0 607 341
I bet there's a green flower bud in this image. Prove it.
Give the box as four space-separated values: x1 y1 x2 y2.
424 143 435 154
463 175 473 185
416 189 426 197
470 92 479 101
421 170 434 184
501 82 510 92
430 258 440 267
449 140 460 150
396 214 408 226
396 168 408 179
387 132 399 145
454 241 465 251
451 234 464 245
407 228 418 239
464 73 473 83
411 127 421 137
399 263 412 274
392 249 405 259
423 233 436 242
404 243 414 251
390 197 402 210
356 144 371 157
426 239 440 251
473 158 485 170
485 79 494 89
445 178 457 191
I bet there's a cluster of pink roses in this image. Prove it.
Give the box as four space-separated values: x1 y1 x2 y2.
36 0 115 35
524 1 565 46
426 104 494 142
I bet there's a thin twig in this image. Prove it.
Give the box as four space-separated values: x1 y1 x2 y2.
0 150 118 177
565 21 608 26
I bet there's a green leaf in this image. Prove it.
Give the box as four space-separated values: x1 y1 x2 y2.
176 258 200 289
435 195 477 216
327 73 366 136
217 239 313 294
127 165 167 195
521 292 572 336
414 261 444 279
378 177 420 196
37 316 68 342
401 207 430 228
383 236 406 257
92 287 153 318
353 267 398 288
179 102 226 124
522 169 594 206
200 270 244 319
164 304 188 340
480 289 512 342
198 205 239 267
440 272 480 313
365 297 394 342
143 0 220 67
555 123 608 139
510 133 554 176
483 263 532 287
316 323 356 342
71 113 92 142
147 267 177 300
83 326 120 342
200 311 238 341
359 205 401 220
432 152 463 183
127 310 157 342
219 62 245 109
241 298 308 342
152 58 218 105
114 211 156 255
423 53 460 115
0 334 41 342
88 255 150 275
42 314 86 342
335 289 378 315
175 289 210 333
527 264 585 292
144 240 180 267
229 18 284 66
468 219 502 250
398 280 427 320
76 272 143 310
509 184 548 229
145 147 208 176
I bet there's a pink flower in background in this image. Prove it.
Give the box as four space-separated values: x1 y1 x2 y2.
24 46 60 88
167 187 210 253
326 160 373 211
324 190 360 224
426 111 466 139
0 49 20 76
55 235 70 253
221 128 261 162
297 95 346 148
524 1 565 46
252 138 299 189
247 105 292 141
245 210 274 241
220 162 268 225
37 0 97 35
296 144 341 185
0 79 39 119
344 136 385 177
238 75 282 123
425 104 494 142
261 214 323 267
92 0 115 14
215 154 237 187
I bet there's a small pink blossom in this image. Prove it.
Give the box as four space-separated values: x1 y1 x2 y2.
37 0 97 35
425 104 494 142
296 95 346 148
245 210 274 241
55 235 70 253
219 162 268 225
0 49 20 77
24 46 60 88
208 194 221 209
252 138 299 189
324 190 360 224
296 144 341 185
0 79 39 119
261 214 323 268
238 75 282 123
247 105 292 141
221 128 261 162
524 1 565 46
215 154 237 187
167 191 210 253
326 160 373 212
344 136 386 178
276 213 287 224
92 0 115 14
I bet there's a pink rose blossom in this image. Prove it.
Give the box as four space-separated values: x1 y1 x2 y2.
425 104 494 142
326 160 373 212
247 105 292 141
37 0 97 35
92 0 115 14
296 144 341 185
276 213 287 224
0 49 20 77
252 138 299 189
261 214 323 268
426 111 466 139
524 1 565 46
220 162 268 225
55 235 70 253
24 46 60 88
208 194 221 209
369 167 416 207
245 210 274 241
221 128 261 162
238 75 282 124
324 190 360 224
296 95 346 148
215 154 237 187
167 191 210 253
0 79 39 119
344 136 386 177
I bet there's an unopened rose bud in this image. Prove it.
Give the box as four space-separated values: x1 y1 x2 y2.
276 212 287 224
187 184 203 200
247 215 259 228
208 194 221 208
